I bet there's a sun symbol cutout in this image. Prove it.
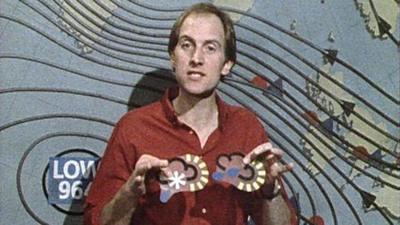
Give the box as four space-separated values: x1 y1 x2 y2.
168 171 187 190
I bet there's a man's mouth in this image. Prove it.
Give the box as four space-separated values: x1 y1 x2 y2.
187 71 205 80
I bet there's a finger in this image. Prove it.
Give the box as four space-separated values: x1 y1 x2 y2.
159 167 173 183
150 159 169 169
262 148 284 170
160 167 173 178
243 142 273 164
135 158 168 176
141 155 169 169
135 176 146 195
132 175 144 186
130 175 145 194
276 162 294 175
135 162 150 176
265 148 284 161
283 163 294 173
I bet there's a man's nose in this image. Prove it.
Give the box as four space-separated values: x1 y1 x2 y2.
189 48 204 66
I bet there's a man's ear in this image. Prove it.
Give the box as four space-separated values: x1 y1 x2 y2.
170 54 176 72
170 54 176 65
221 60 234 76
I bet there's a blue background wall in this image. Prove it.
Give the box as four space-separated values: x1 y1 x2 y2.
1 0 399 224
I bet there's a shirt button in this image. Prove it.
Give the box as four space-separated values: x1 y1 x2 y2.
201 208 207 214
189 130 194 134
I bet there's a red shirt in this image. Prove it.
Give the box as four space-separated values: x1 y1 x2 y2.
84 88 296 225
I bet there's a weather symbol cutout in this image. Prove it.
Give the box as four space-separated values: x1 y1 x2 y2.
159 154 209 203
212 152 266 192
168 171 187 190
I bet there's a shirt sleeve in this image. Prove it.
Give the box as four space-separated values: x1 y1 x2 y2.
277 177 299 225
84 119 136 225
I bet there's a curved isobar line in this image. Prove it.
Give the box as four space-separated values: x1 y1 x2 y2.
184 154 209 192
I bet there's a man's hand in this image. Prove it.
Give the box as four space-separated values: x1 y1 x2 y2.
243 142 293 188
127 154 169 196
244 143 296 225
100 155 169 225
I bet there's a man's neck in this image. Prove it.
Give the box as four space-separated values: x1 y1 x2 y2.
172 89 219 131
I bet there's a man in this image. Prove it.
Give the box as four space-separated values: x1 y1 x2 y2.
84 3 296 225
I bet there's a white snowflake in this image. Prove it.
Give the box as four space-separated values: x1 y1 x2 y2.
168 171 187 190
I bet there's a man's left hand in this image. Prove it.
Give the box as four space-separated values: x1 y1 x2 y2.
243 142 293 188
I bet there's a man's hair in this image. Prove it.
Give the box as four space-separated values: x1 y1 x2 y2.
168 3 237 63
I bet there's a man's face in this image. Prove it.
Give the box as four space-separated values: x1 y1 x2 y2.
171 13 233 97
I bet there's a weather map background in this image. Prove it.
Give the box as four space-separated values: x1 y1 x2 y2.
0 0 399 224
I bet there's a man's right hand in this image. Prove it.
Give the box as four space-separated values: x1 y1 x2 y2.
128 154 169 196
100 154 169 225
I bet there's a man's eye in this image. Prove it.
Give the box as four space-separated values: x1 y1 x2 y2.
181 42 193 49
205 45 216 53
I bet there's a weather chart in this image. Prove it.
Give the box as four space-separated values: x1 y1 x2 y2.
1 0 398 224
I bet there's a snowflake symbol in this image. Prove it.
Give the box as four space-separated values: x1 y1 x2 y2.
168 171 187 190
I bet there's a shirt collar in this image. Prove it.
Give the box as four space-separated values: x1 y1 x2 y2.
161 87 228 130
